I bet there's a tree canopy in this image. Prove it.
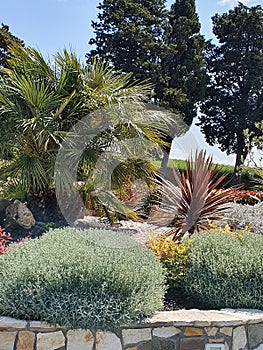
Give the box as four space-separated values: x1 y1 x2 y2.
0 24 24 68
198 3 263 176
87 0 166 85
87 0 206 171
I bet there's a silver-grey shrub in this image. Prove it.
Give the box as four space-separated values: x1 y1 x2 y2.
183 230 263 309
0 228 165 330
223 202 263 234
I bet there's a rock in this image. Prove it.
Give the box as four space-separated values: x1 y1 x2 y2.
17 331 35 350
0 332 17 350
248 324 263 350
122 328 152 346
232 326 247 350
67 329 94 350
5 200 35 229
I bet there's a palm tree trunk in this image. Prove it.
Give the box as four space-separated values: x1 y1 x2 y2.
159 150 170 176
159 136 173 176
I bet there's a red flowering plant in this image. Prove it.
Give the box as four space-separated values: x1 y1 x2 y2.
228 189 263 205
0 226 31 255
0 227 12 255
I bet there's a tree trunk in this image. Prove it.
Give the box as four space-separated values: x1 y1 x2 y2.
159 150 170 177
234 151 243 184
159 136 173 177
233 132 248 185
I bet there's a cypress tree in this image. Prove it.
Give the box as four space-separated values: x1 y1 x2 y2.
88 0 166 86
87 0 206 170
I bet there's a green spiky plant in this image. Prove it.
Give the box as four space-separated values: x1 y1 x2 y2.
149 150 238 241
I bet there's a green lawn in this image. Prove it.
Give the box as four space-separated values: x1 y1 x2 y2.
157 159 258 189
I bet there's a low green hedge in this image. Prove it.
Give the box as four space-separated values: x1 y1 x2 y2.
0 227 165 330
183 230 263 309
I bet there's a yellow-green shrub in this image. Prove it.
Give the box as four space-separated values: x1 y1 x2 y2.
148 234 190 288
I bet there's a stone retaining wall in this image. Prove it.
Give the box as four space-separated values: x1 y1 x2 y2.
1 309 263 350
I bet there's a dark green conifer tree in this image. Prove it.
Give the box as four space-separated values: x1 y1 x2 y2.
199 3 263 178
87 0 166 87
161 0 206 125
0 24 24 68
159 0 206 168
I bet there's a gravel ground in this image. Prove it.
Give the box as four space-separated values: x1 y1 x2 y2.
75 215 169 244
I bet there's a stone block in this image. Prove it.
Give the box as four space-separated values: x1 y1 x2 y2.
209 338 225 343
137 338 176 350
0 317 27 329
0 332 17 350
220 327 233 337
248 324 263 349
153 326 181 338
30 321 57 329
67 329 94 350
232 326 247 350
184 327 203 336
96 331 122 350
122 328 151 345
36 331 65 350
205 326 218 336
180 337 205 350
17 331 35 350
194 321 210 327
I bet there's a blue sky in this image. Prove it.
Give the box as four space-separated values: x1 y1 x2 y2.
2 0 263 164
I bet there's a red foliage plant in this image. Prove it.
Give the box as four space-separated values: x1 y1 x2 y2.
0 227 31 255
149 150 239 241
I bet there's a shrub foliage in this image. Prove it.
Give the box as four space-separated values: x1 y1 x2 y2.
183 229 263 309
0 227 165 330
148 234 190 288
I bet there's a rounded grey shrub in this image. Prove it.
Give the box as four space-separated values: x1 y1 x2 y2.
0 228 165 330
183 230 263 309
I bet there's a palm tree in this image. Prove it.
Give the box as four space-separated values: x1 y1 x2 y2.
0 44 171 221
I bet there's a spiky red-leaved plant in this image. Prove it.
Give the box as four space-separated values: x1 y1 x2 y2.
149 150 239 241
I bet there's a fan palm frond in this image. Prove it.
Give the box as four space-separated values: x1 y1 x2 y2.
84 58 152 106
0 154 51 193
5 44 54 81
